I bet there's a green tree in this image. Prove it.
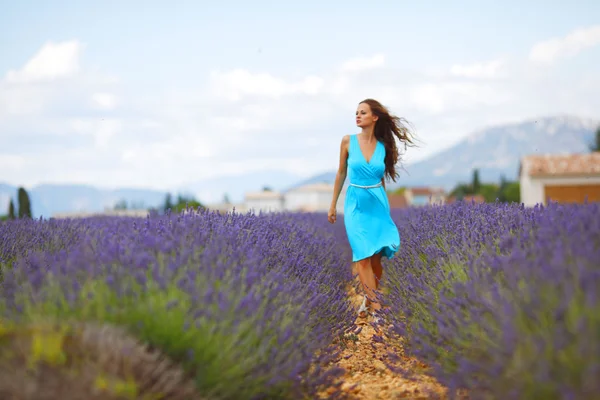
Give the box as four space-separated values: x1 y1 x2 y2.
163 193 173 212
497 175 508 202
8 199 15 220
472 169 481 193
590 125 600 152
172 193 204 213
17 187 32 218
479 183 500 202
502 182 521 203
113 199 128 210
449 183 474 200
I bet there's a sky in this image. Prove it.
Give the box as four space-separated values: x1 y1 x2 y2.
1 0 599 197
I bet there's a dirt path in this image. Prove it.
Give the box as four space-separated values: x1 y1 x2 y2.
320 286 449 399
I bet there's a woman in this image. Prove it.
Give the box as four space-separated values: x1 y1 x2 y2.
328 98 416 319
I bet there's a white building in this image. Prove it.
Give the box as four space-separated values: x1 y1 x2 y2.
283 182 346 213
205 202 248 214
403 186 446 206
519 152 600 206
243 190 284 213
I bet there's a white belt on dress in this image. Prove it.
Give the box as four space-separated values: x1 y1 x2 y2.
349 182 382 189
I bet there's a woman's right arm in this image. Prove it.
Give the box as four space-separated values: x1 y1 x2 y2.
330 135 350 212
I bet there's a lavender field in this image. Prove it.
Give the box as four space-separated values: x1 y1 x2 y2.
0 201 599 399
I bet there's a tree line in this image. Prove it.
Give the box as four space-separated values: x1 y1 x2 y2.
413 124 600 205
1 187 32 221
110 192 206 214
3 125 597 221
449 169 520 203
159 193 204 213
448 124 600 204
0 187 206 221
590 125 600 152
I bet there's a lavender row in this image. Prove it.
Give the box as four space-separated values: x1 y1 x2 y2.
0 209 356 399
383 201 600 400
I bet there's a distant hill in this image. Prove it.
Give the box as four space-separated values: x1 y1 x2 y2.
0 184 168 219
291 115 598 191
178 170 303 204
284 172 338 191
2 115 596 218
0 170 302 219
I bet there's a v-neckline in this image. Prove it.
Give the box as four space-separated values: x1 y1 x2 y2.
356 134 378 164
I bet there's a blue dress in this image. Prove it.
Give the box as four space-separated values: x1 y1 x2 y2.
344 134 400 262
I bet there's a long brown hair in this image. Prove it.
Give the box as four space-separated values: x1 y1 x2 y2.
359 98 417 182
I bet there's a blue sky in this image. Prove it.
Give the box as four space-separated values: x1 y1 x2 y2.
1 0 599 201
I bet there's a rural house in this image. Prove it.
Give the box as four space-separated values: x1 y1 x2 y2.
387 192 409 209
283 182 346 213
519 152 600 206
404 187 446 206
243 190 284 213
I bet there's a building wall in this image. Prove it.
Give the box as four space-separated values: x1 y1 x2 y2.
545 184 600 204
519 170 536 206
520 175 600 206
284 189 345 213
411 195 430 206
245 197 284 213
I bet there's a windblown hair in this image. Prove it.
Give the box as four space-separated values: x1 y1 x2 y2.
359 98 417 182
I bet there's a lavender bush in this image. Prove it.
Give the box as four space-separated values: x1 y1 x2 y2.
0 208 356 399
0 216 88 277
384 201 600 399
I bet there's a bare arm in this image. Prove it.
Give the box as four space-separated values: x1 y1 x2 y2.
330 135 350 211
381 177 386 190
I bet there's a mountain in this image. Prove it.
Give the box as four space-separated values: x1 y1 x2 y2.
394 115 597 189
294 115 599 191
178 170 303 204
0 170 303 219
0 183 168 219
2 116 596 218
284 172 338 191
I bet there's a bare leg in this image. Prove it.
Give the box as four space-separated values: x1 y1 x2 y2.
372 253 383 290
356 256 381 312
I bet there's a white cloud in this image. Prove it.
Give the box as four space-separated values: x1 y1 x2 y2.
69 118 123 148
0 83 48 116
411 83 446 114
208 69 324 101
409 80 512 115
0 154 27 171
450 59 505 79
529 25 600 65
4 40 83 84
91 92 117 110
340 54 385 72
0 39 98 118
1 38 598 198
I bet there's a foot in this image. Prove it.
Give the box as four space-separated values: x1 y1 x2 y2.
357 295 369 318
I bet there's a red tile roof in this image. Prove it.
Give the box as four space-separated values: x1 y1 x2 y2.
408 187 445 196
521 153 600 177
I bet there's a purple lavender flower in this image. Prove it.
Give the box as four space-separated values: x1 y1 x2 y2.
384 201 600 399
